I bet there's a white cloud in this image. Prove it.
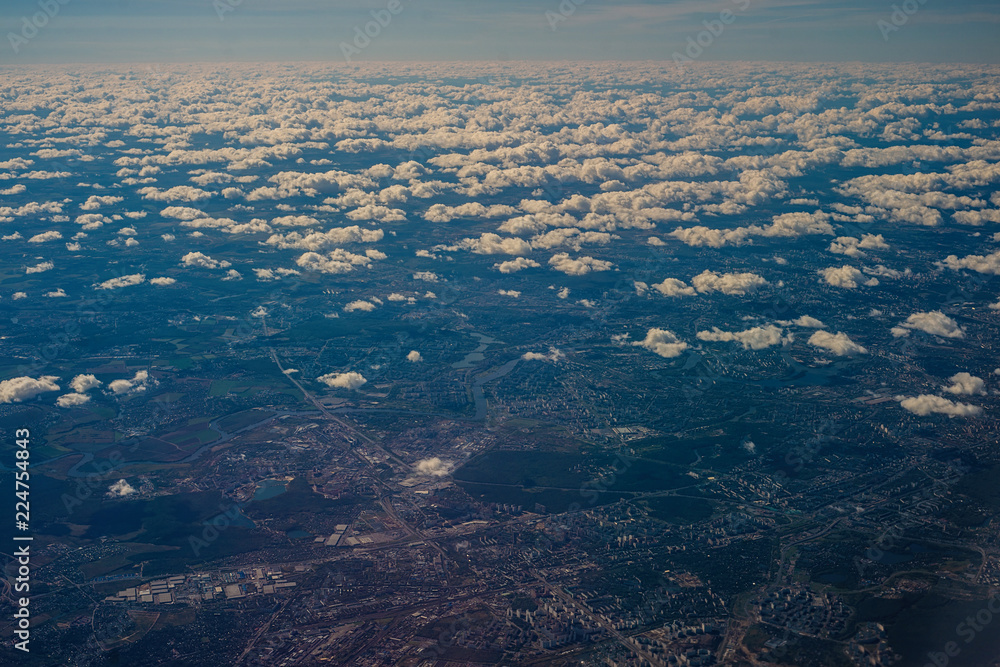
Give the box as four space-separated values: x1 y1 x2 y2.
792 315 826 328
498 289 521 297
548 253 613 276
938 249 1000 275
451 233 533 255
808 331 867 356
413 271 440 282
691 270 768 295
414 457 453 477
107 479 137 497
942 372 986 396
296 249 377 274
150 277 176 286
897 311 965 339
819 265 876 289
28 230 62 243
652 278 696 297
898 394 982 418
407 350 422 362
344 300 376 313
697 325 785 350
495 257 540 273
26 260 53 274
317 371 367 390
109 370 151 396
69 374 101 393
264 226 384 251
96 273 145 290
829 234 889 257
80 195 123 210
633 328 689 358
181 252 231 269
522 347 565 362
45 288 67 298
56 393 91 407
139 185 212 202
668 211 833 248
0 376 60 403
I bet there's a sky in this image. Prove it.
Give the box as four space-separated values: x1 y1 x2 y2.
1 0 999 65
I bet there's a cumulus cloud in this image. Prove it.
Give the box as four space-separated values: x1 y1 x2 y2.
80 195 123 210
829 234 889 257
139 185 212 202
819 265 877 289
697 325 785 350
414 457 453 477
407 350 422 362
495 257 540 273
69 374 101 393
28 230 62 243
96 273 145 290
26 260 53 274
522 347 565 362
633 328 689 358
896 311 965 339
898 394 982 417
0 376 60 403
107 479 137 497
668 211 834 248
808 331 867 356
109 370 151 395
691 270 769 295
938 249 1000 275
297 249 377 274
317 371 367 390
344 300 376 313
942 372 986 396
264 226 383 251
56 393 91 407
150 277 176 285
181 252 231 269
791 315 826 328
449 233 533 255
413 271 440 282
652 278 697 297
547 252 614 276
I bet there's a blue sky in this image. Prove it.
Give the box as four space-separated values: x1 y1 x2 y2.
1 0 998 64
